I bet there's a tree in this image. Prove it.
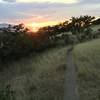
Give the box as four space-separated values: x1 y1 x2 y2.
0 23 34 62
13 23 29 33
68 15 95 41
70 15 95 34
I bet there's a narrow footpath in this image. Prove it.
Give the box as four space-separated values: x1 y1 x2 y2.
64 47 78 100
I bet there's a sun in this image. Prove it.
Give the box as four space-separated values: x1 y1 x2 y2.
26 21 60 32
26 23 39 32
32 27 39 32
31 23 39 32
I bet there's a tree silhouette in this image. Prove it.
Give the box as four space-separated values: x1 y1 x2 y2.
70 15 95 34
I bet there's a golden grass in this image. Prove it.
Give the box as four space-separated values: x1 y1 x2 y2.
0 46 68 100
73 39 100 100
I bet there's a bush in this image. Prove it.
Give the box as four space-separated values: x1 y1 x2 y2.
0 31 34 62
65 34 78 45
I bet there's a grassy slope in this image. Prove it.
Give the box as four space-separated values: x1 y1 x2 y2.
0 46 68 100
91 25 100 31
73 39 100 100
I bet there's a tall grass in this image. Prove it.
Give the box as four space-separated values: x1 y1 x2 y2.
73 39 100 100
0 46 68 100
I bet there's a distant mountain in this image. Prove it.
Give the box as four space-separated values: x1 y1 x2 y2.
0 23 9 28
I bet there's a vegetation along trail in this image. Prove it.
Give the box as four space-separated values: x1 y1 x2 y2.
64 47 78 100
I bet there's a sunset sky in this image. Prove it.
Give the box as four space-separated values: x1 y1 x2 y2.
0 0 100 31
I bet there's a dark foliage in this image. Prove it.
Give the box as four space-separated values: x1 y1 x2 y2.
92 18 100 25
0 24 56 63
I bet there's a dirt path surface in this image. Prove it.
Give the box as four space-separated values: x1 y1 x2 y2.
64 47 78 100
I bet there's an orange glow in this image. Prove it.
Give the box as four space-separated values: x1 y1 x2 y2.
25 21 60 32
32 27 39 32
26 26 39 32
26 22 39 32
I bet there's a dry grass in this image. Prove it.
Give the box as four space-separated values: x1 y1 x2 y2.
73 39 100 100
0 46 68 100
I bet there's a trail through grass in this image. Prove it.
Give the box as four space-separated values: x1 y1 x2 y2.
64 47 78 100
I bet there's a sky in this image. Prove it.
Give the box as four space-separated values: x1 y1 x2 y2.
0 0 100 31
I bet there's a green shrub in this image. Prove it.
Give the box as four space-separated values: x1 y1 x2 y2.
0 85 15 100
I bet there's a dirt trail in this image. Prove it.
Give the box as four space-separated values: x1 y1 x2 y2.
64 47 78 100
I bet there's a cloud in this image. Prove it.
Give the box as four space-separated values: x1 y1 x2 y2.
0 0 100 25
1 0 100 4
2 0 16 2
1 0 100 6
16 0 79 4
80 0 100 4
1 0 79 4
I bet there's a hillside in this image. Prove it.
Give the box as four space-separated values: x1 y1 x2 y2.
73 39 100 100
